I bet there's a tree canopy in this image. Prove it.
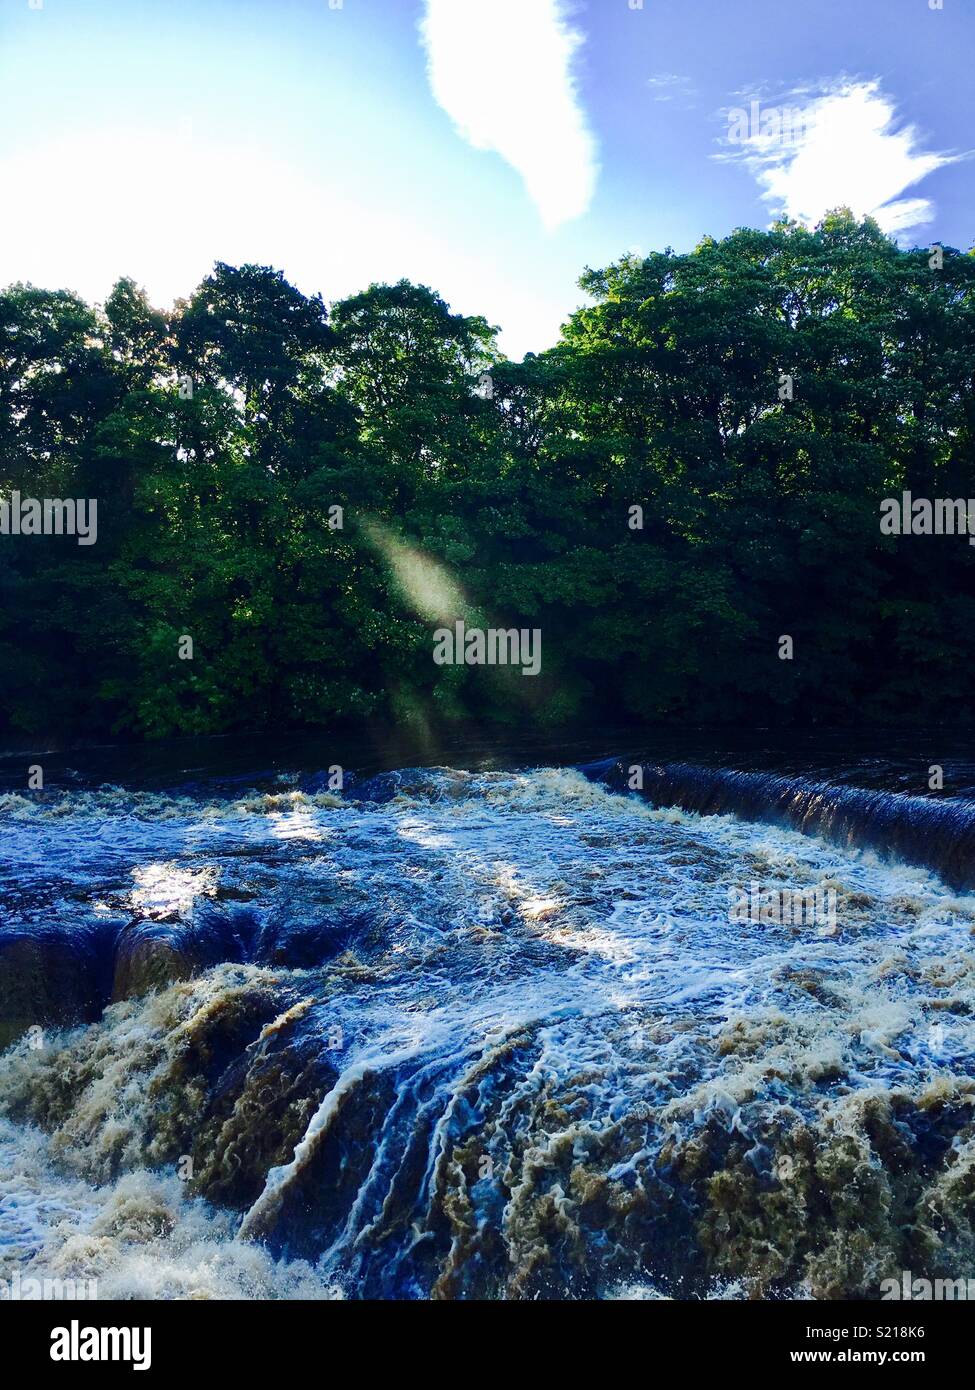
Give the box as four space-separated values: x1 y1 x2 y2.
1 214 973 740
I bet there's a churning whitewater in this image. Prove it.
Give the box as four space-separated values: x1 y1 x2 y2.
2 762 975 1299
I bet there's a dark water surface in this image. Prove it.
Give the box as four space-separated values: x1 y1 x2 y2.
5 723 975 796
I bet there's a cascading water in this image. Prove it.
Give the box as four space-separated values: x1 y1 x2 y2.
1 756 974 1299
582 759 975 892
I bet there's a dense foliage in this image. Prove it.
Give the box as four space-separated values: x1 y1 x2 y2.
1 213 973 741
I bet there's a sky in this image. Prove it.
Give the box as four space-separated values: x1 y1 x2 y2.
0 0 971 359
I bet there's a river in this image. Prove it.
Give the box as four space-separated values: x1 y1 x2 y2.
1 729 974 1299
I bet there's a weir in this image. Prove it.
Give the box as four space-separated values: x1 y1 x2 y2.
581 759 975 891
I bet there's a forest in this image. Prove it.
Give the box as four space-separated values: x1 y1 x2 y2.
1 211 973 741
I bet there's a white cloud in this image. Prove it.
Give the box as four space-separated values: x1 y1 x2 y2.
420 0 598 230
645 74 695 105
718 79 960 236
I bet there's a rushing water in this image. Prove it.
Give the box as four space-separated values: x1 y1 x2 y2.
1 736 975 1300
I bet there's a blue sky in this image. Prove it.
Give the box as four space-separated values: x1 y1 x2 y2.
0 0 971 358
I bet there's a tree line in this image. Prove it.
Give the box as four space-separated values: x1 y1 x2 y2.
1 211 973 741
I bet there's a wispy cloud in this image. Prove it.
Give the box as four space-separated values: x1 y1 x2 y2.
645 74 695 105
420 0 598 230
716 79 961 237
